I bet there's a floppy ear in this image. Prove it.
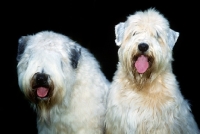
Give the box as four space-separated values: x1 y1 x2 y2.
69 46 81 69
17 36 30 61
115 22 125 46
168 29 179 49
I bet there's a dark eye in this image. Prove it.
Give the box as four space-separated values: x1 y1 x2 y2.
156 32 160 38
132 32 139 36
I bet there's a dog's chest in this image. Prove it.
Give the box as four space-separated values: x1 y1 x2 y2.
107 88 175 133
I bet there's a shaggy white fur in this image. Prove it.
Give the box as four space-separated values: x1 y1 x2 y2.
105 8 200 134
17 31 110 134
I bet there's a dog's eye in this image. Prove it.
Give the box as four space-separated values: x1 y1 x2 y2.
156 32 161 38
133 32 137 36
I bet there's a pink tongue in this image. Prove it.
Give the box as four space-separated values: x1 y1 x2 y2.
135 55 149 73
37 87 49 97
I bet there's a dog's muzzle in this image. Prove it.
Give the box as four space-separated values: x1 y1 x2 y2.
31 73 51 99
134 43 150 74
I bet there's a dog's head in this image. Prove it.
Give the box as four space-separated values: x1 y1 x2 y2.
115 8 179 83
17 31 81 117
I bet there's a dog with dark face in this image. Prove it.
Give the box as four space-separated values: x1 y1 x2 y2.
17 31 110 134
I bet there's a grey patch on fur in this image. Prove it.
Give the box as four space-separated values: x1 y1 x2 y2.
17 36 30 61
168 29 179 49
69 46 81 69
115 22 125 46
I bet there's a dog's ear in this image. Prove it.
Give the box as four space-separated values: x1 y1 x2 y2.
115 22 125 46
168 29 179 49
17 36 30 61
69 46 81 69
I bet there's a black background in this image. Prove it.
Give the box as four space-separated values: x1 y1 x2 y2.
2 1 199 133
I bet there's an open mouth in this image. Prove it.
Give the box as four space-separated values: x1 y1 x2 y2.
31 73 51 99
33 85 50 98
134 54 151 74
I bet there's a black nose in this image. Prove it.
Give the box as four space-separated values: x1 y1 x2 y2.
138 43 149 52
35 73 49 85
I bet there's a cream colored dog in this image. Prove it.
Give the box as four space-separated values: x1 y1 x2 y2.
16 31 110 134
105 8 200 134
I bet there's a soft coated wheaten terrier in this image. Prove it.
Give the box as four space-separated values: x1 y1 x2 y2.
16 31 110 134
105 8 200 134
